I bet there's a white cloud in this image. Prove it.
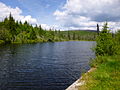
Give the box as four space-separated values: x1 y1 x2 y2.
54 0 120 30
0 2 37 25
41 24 59 30
21 15 37 24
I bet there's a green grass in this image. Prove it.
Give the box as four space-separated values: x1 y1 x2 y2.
78 55 120 90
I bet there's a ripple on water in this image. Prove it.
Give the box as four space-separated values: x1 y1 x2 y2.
0 41 95 90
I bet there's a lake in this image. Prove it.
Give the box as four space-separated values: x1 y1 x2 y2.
0 41 95 90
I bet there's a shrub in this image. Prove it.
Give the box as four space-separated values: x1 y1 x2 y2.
95 22 118 56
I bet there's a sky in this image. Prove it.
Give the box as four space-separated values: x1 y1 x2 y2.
0 0 120 31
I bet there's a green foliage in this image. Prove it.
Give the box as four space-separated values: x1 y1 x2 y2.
95 22 119 56
29 28 37 40
82 23 120 90
0 40 4 44
115 30 120 44
0 13 97 44
8 13 17 42
0 29 11 42
90 55 109 68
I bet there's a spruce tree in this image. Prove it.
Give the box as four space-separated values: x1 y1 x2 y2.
97 24 99 35
30 28 37 40
68 31 70 40
8 13 16 42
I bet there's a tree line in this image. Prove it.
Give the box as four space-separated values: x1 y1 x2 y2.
0 14 97 44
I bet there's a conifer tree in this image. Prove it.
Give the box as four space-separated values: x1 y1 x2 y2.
8 13 17 42
73 33 76 40
30 28 37 40
97 24 99 35
68 31 70 40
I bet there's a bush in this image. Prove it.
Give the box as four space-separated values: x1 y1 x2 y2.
95 22 119 56
0 40 5 44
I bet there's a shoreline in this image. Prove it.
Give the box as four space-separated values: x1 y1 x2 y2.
0 40 95 45
66 68 96 90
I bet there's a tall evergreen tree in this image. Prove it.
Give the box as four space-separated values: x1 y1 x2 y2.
68 31 70 40
97 24 99 35
30 28 37 40
8 13 17 42
73 33 76 40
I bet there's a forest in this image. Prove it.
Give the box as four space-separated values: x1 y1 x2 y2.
0 14 97 44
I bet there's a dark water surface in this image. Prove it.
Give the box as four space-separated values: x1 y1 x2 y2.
0 41 95 90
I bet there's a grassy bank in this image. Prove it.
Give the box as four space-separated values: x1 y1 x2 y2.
78 22 120 90
78 55 120 90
